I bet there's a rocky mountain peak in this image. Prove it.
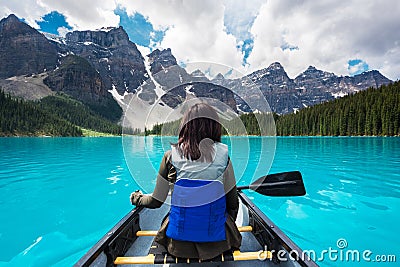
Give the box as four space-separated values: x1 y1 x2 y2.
265 62 290 77
306 66 317 71
349 70 392 89
247 62 292 87
0 14 58 78
188 69 208 82
213 73 225 80
148 48 173 58
65 26 130 47
148 48 178 74
268 62 284 70
296 66 335 81
1 14 19 25
60 25 146 95
190 69 206 77
1 14 36 35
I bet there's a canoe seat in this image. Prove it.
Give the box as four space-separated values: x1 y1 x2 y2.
136 225 253 237
115 226 261 264
114 250 272 264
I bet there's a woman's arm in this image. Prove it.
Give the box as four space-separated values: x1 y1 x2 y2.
224 159 239 220
130 151 175 209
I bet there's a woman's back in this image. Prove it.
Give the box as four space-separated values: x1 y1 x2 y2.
167 142 229 243
130 103 241 260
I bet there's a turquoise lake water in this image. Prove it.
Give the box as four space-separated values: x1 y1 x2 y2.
0 137 399 266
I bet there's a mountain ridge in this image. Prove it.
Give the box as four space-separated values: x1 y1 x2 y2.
0 13 394 124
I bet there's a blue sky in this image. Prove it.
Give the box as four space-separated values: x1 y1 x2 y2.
348 59 369 76
36 11 72 35
114 6 164 48
35 9 165 49
2 1 399 80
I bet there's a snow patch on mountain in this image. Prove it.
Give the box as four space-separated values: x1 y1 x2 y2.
108 84 125 103
42 32 66 45
143 55 165 99
332 91 348 98
96 27 116 32
185 85 194 95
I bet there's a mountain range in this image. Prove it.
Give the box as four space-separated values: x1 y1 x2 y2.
0 14 393 130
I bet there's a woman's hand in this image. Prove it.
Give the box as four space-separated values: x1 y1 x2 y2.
130 190 143 206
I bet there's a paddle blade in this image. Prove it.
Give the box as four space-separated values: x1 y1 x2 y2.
250 171 306 196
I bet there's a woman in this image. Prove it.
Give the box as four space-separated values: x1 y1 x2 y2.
130 103 241 260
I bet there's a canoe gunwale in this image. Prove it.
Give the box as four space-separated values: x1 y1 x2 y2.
74 206 144 267
238 191 318 267
75 193 318 267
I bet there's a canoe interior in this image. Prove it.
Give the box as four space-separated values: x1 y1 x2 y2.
81 193 316 267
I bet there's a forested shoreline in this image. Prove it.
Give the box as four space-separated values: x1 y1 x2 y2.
276 81 399 136
0 90 121 137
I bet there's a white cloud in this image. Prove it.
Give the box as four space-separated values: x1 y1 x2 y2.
38 0 119 30
57 26 70 37
222 0 264 39
1 1 48 28
136 45 151 58
115 0 246 73
247 0 400 80
222 0 265 58
1 0 119 31
1 0 399 80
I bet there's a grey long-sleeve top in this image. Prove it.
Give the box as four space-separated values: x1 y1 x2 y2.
135 150 239 220
132 150 242 260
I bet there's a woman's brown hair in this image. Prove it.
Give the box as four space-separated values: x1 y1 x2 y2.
174 103 222 161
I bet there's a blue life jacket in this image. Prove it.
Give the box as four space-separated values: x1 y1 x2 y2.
166 142 229 242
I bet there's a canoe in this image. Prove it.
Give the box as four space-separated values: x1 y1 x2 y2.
75 190 318 266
